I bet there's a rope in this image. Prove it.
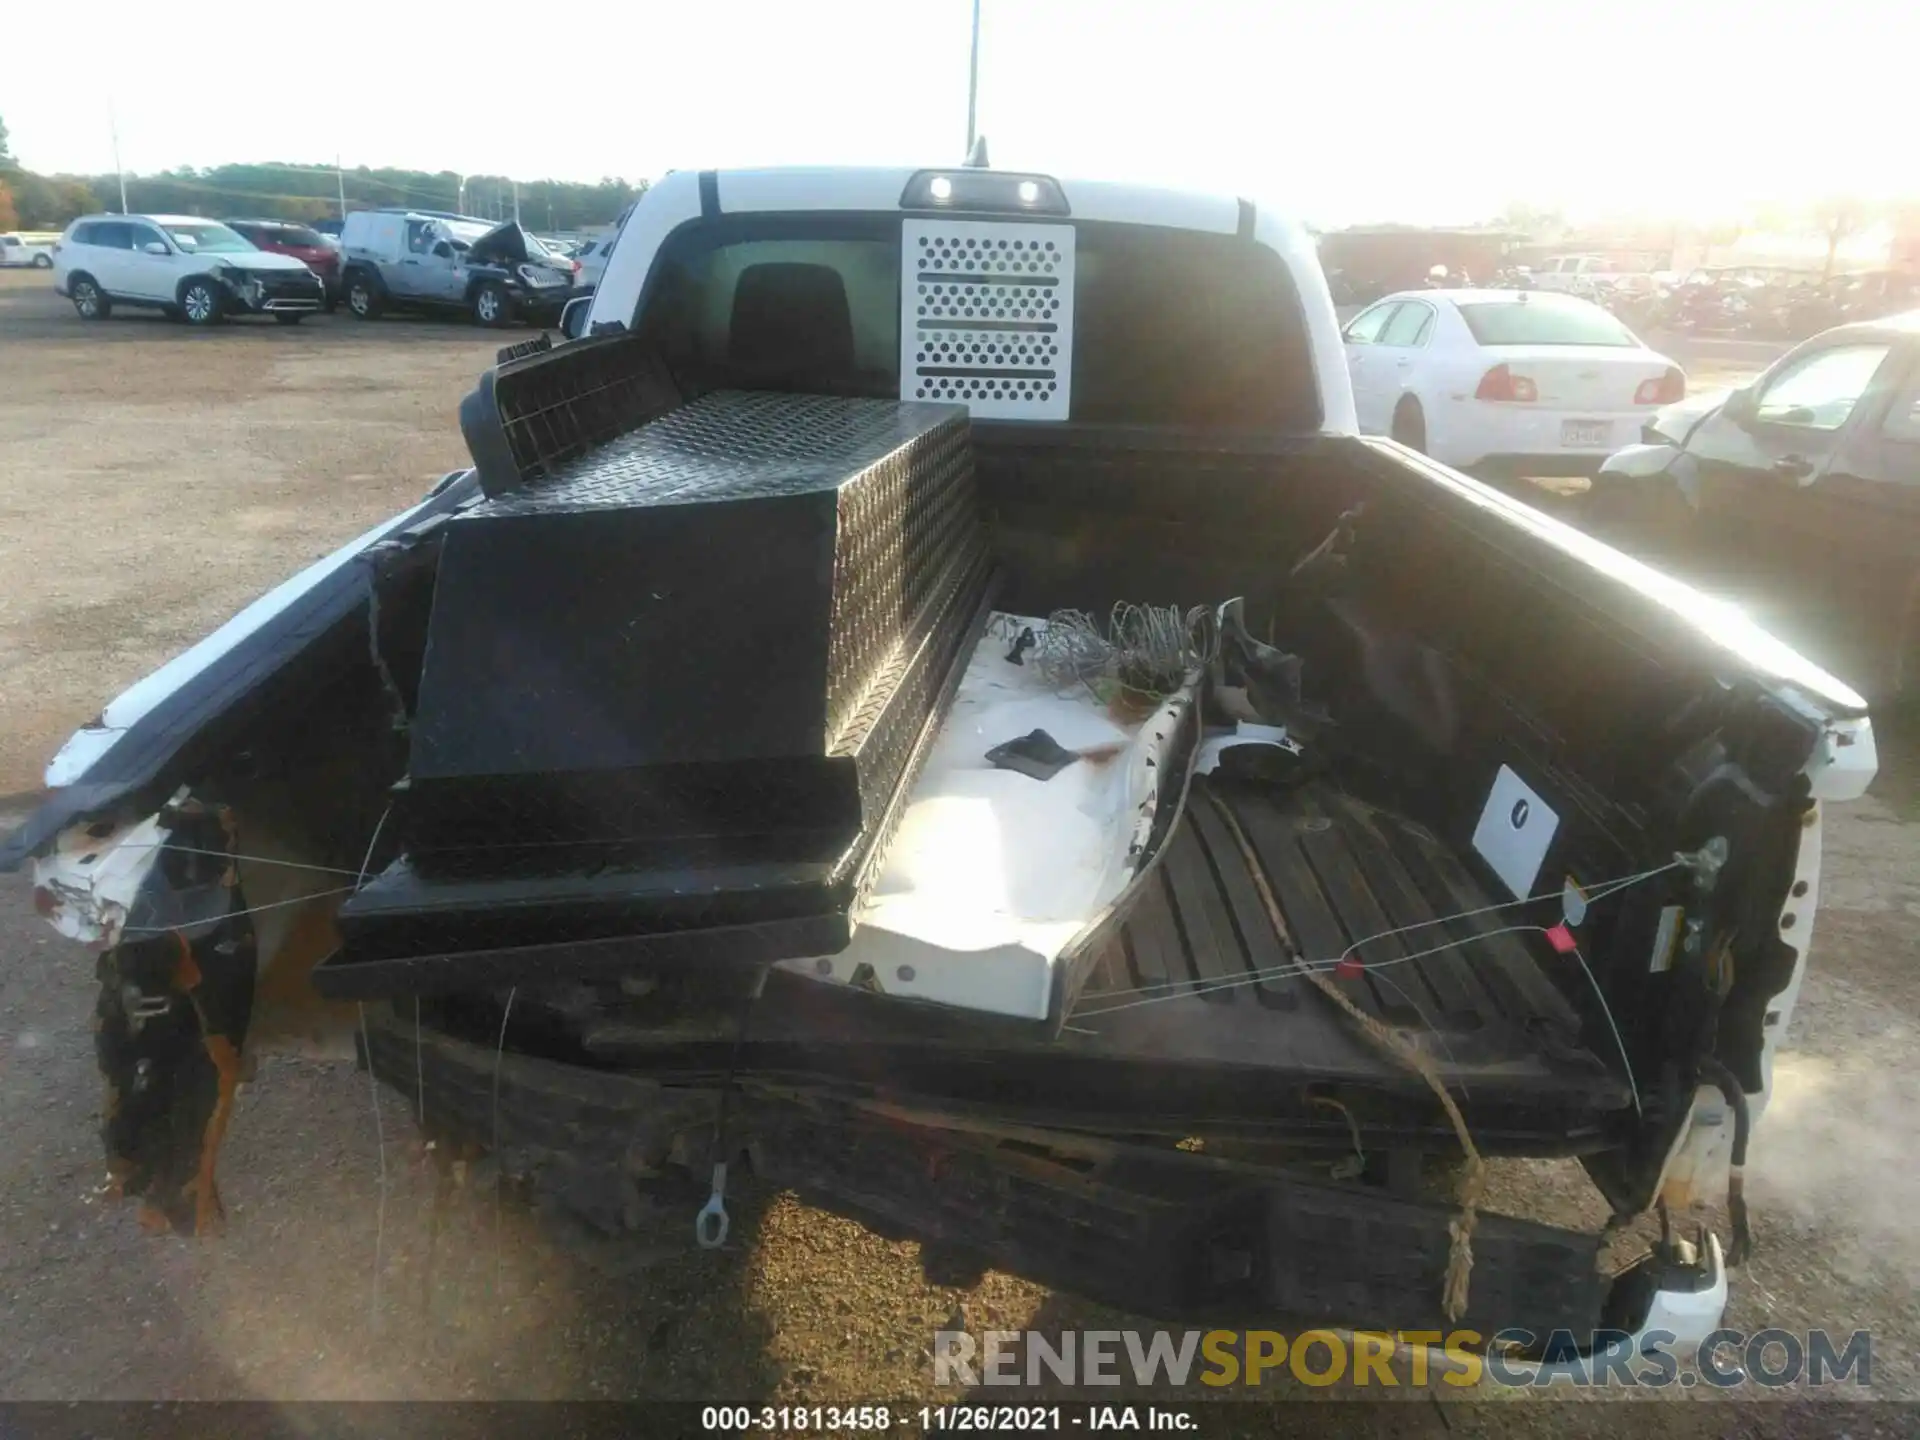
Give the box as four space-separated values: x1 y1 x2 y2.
1200 787 1487 1324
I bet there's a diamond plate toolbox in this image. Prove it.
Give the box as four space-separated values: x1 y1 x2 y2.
329 390 992 992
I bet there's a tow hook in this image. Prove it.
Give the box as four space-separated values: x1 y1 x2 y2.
695 1161 730 1249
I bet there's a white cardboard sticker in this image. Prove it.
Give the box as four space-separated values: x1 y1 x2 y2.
1472 765 1560 900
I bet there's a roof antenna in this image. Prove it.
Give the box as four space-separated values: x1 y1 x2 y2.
964 0 983 161
965 135 990 169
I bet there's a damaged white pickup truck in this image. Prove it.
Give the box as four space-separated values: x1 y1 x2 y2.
4 162 1879 1353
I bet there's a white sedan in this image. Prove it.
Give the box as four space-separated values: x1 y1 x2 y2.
1341 289 1686 475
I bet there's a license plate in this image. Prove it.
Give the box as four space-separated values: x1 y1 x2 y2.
1562 420 1610 448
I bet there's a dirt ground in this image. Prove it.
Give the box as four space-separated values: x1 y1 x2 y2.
2 267 1917 1426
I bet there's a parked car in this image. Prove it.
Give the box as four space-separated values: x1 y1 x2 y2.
2 164 1876 1357
222 219 343 309
1829 270 1920 326
52 214 327 325
573 205 636 292
338 209 575 327
1341 288 1685 475
0 231 58 268
1532 254 1617 293
572 231 617 291
1588 309 1920 697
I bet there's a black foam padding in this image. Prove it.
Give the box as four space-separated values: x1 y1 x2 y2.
459 330 687 498
986 729 1079 782
332 390 989 980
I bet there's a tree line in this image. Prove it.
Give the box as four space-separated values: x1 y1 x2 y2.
0 120 644 234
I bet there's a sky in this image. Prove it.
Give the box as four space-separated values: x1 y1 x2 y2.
4 0 1914 230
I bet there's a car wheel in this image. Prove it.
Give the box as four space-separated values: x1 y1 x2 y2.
472 281 510 328
1390 397 1426 453
180 279 224 327
346 273 384 319
275 313 306 326
70 276 111 320
32 254 53 269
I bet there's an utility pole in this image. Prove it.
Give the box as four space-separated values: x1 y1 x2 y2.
513 179 521 226
965 0 982 156
109 100 129 213
336 153 348 220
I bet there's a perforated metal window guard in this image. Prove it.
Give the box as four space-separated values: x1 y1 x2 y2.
901 219 1074 421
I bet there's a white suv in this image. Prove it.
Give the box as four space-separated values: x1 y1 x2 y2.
54 214 327 326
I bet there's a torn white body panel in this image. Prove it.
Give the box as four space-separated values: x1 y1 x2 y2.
31 814 170 948
780 615 1175 1021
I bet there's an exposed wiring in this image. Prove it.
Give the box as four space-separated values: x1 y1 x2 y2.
1076 859 1685 1010
1696 1056 1754 1266
1031 602 1221 703
697 971 770 1250
362 563 410 734
491 986 518 1302
1309 1095 1366 1177
1073 922 1553 1018
356 805 393 892
414 996 426 1128
68 841 363 878
1568 944 1644 1118
121 885 357 936
358 1003 388 1337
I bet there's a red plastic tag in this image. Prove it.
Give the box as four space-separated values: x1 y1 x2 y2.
1334 956 1364 978
1545 922 1579 955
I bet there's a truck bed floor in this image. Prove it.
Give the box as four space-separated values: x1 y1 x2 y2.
568 774 1636 1134
1059 775 1623 1098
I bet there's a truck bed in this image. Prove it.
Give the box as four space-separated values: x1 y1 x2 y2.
550 772 1632 1142
1070 775 1610 1083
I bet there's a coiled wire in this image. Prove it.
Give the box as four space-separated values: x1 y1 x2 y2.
1030 602 1222 703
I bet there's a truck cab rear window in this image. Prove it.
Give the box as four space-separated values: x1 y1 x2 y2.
634 217 1319 431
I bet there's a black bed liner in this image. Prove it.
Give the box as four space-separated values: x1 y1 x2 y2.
482 774 1631 1137
1068 777 1613 1082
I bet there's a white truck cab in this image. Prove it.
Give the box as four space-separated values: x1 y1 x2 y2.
569 165 1359 435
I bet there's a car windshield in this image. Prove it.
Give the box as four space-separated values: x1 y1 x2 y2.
1457 298 1637 347
265 225 326 248
163 222 255 255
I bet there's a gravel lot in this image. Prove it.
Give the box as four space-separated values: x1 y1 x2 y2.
1 267 1915 1427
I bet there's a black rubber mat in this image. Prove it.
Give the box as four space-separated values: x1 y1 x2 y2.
1072 776 1614 1086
